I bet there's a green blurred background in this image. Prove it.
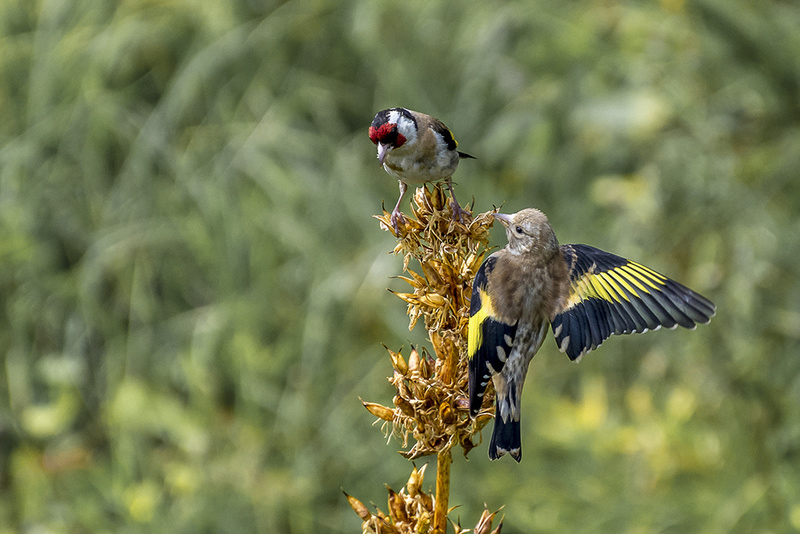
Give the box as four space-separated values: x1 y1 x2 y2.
1 0 799 532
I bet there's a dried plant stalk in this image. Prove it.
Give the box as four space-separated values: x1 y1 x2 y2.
347 185 503 533
434 448 451 533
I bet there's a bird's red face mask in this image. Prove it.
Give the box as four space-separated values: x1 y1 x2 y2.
369 122 406 165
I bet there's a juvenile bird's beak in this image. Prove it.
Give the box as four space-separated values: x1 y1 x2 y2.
493 213 513 227
377 143 392 166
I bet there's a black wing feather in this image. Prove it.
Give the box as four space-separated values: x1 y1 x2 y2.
553 244 716 361
468 256 517 417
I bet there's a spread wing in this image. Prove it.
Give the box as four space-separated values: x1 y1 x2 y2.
467 255 517 417
551 244 716 362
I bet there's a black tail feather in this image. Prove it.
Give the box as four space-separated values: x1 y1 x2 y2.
488 409 522 462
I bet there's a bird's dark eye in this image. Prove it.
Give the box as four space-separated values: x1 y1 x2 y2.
515 226 523 234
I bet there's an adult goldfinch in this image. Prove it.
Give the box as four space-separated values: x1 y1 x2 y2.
369 108 475 230
468 209 716 461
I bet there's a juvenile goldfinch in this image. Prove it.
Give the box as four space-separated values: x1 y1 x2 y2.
369 108 475 230
468 209 716 461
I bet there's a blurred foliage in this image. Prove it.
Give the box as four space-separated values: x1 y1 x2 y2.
0 0 798 532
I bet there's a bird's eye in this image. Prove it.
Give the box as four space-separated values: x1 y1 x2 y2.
515 226 523 234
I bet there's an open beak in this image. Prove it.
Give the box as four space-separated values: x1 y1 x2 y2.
377 143 392 166
493 212 513 227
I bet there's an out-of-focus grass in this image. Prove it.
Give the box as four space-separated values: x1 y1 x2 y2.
0 0 798 532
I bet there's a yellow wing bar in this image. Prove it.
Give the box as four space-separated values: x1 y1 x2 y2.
553 244 716 361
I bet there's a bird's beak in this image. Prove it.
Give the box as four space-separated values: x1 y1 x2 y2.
493 212 513 227
377 143 392 166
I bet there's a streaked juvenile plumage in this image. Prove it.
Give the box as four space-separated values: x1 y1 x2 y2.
369 108 474 230
468 209 716 461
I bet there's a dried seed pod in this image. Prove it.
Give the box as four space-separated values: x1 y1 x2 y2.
421 261 445 288
431 184 446 211
343 491 372 521
407 347 421 375
439 401 456 425
416 511 432 534
386 485 409 524
387 347 409 375
393 395 415 417
417 352 431 379
406 464 426 497
419 491 434 516
421 293 446 307
389 290 417 305
474 507 505 534
374 517 401 534
361 399 395 422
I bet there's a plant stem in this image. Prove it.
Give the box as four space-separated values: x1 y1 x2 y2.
434 447 452 533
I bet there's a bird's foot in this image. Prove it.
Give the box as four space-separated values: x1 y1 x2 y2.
390 210 406 234
450 199 471 224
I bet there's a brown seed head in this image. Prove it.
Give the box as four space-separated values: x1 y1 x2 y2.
352 185 505 531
